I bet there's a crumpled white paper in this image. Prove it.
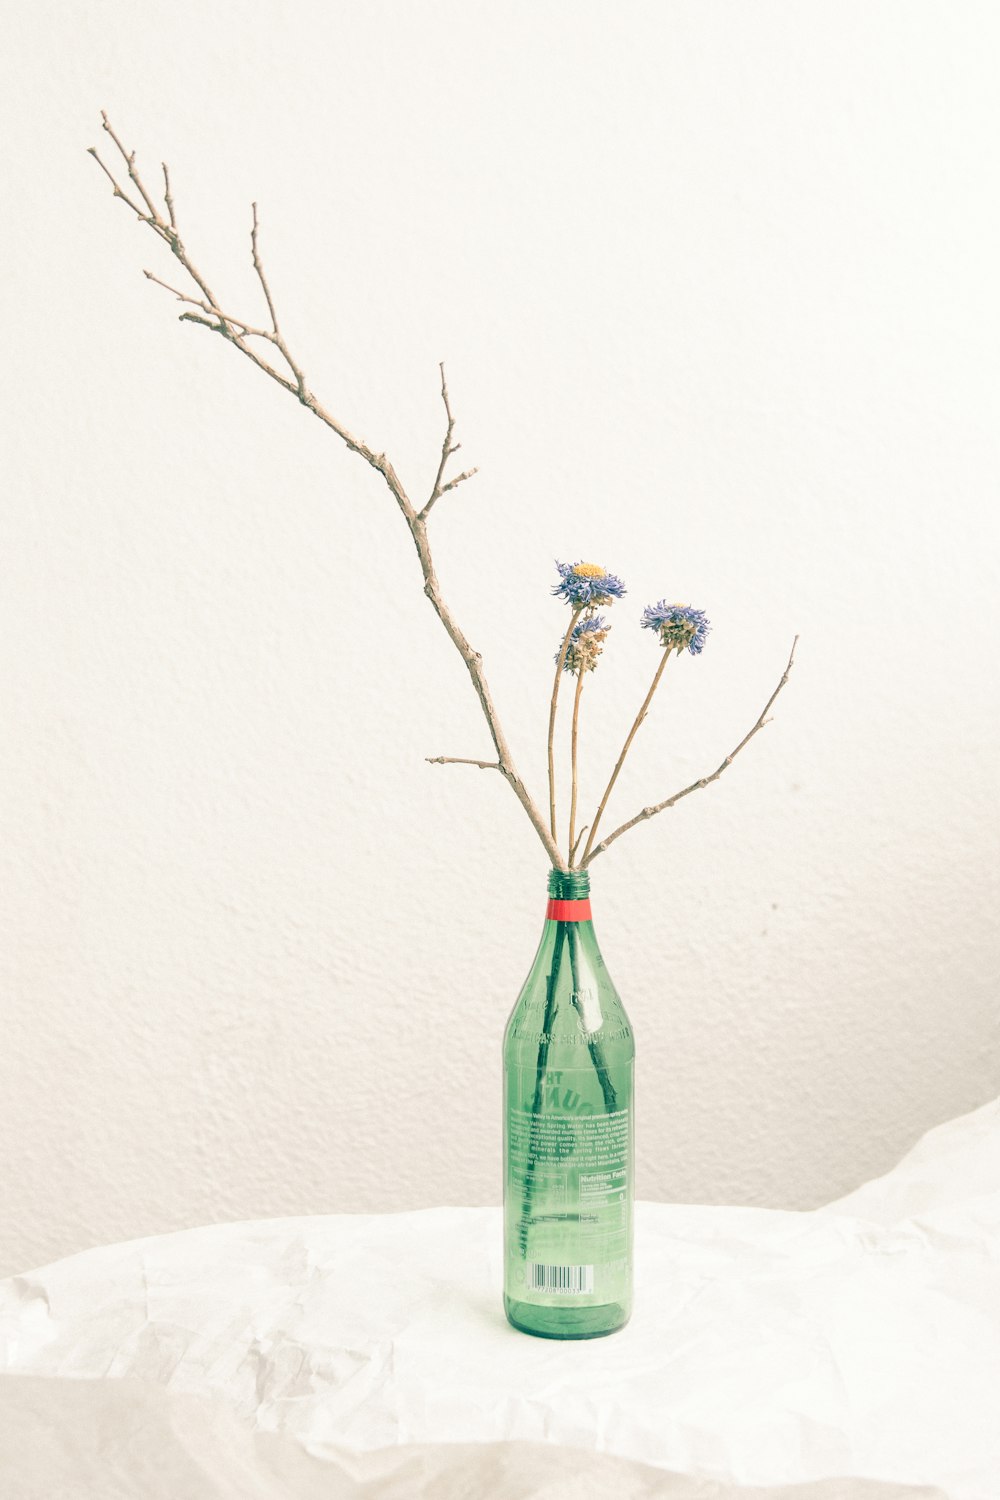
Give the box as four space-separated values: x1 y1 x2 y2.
0 1375 949 1500
1 1099 998 1500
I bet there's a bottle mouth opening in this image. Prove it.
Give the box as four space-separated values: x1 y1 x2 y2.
548 868 591 900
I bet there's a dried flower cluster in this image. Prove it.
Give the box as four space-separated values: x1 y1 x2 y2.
641 601 711 655
547 562 713 865
560 616 610 675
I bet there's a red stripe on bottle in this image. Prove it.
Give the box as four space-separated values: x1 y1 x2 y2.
546 898 592 922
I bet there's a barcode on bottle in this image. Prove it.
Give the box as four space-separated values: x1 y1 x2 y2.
528 1262 594 1295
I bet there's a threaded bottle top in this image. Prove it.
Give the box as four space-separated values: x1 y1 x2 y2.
547 867 591 901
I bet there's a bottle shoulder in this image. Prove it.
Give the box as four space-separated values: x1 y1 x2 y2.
503 963 634 1062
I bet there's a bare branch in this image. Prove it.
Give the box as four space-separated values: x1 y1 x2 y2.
426 756 502 771
93 115 222 311
570 824 589 864
90 115 567 871
584 636 799 865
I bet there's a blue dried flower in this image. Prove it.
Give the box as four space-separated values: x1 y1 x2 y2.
553 560 626 609
641 601 711 655
557 614 610 674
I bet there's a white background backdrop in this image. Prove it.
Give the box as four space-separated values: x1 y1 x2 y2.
1 0 998 1276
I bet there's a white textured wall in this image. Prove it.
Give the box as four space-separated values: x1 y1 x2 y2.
2 0 998 1277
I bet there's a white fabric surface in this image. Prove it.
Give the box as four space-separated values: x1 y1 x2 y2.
1 1100 998 1500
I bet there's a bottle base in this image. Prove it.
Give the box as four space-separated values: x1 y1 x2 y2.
503 1295 630 1340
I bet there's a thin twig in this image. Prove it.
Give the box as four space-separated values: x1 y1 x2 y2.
162 162 176 228
86 148 147 221
426 756 501 770
426 363 456 514
581 646 672 865
547 608 584 848
251 203 280 333
420 363 479 518
99 111 161 223
142 270 275 341
89 116 566 871
583 636 799 865
437 466 478 497
245 204 311 395
173 310 299 390
570 824 589 864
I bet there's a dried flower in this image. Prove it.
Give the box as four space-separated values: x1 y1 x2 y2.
558 615 610 674
553 560 626 609
641 601 710 655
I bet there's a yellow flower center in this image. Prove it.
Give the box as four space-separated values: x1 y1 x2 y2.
571 562 606 578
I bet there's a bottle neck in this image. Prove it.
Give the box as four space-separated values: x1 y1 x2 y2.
546 868 592 924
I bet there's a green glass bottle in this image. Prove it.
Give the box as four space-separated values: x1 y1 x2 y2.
503 868 635 1339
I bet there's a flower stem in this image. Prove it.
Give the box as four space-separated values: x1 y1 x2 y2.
567 923 618 1114
548 606 583 847
568 670 585 866
581 646 673 865
517 918 568 1255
